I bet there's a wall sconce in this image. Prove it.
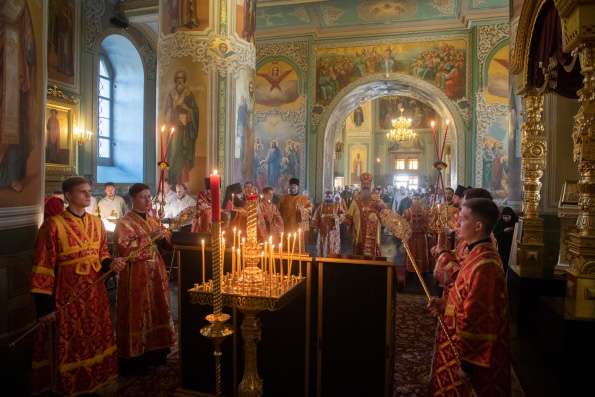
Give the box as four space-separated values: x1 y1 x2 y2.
74 127 94 145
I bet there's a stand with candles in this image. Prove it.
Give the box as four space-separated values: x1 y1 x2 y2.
190 171 307 397
428 119 451 233
155 126 176 220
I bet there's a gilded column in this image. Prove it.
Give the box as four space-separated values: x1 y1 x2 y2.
511 94 546 277
554 0 595 318
157 0 256 188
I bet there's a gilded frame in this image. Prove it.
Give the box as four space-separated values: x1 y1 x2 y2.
44 96 77 181
47 0 80 93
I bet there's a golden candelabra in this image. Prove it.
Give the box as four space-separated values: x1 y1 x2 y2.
190 196 306 397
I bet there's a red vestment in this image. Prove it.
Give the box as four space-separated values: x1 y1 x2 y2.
31 210 117 396
114 212 176 359
191 191 212 233
312 201 345 257
404 204 430 272
346 194 386 257
279 194 313 233
257 200 284 242
431 241 510 397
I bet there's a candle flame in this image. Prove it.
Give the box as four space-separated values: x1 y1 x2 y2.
446 119 450 125
161 125 165 132
201 239 205 245
170 127 175 133
213 169 218 175
430 120 435 128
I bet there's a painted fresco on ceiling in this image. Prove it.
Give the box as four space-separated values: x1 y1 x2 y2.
482 113 510 200
160 0 210 34
378 97 439 130
255 6 311 29
0 0 44 207
254 60 305 194
485 45 509 105
319 0 458 26
468 0 508 9
158 59 208 185
316 39 467 106
232 68 256 184
236 0 256 44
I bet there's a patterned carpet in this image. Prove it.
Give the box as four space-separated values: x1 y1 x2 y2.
393 293 436 397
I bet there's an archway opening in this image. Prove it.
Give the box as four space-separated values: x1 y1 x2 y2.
317 74 466 198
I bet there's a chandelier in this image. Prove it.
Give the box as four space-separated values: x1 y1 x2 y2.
386 107 416 142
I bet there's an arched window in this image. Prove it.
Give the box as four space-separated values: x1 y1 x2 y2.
98 54 114 166
96 34 145 183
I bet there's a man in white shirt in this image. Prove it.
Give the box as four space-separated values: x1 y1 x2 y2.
98 182 128 219
154 180 177 217
166 183 196 218
85 195 98 215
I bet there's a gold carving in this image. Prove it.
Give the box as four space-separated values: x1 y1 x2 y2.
521 94 546 219
554 0 595 50
47 85 79 104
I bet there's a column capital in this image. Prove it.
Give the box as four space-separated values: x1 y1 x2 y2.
554 0 595 51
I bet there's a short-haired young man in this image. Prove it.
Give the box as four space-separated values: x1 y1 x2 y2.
428 198 510 397
31 177 127 395
98 181 128 219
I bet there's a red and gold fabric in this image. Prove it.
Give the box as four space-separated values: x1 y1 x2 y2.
279 194 313 233
404 205 430 273
114 212 176 359
312 201 345 257
346 194 386 257
431 242 510 397
257 200 284 242
31 210 117 396
191 191 212 233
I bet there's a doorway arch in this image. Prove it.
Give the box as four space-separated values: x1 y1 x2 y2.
315 73 467 198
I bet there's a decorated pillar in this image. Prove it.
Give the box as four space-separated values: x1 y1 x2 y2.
555 0 595 318
510 93 546 277
157 0 256 189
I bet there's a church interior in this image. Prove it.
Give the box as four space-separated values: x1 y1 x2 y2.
1 0 594 396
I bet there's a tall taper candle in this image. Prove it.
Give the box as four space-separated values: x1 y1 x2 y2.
210 170 221 222
201 239 206 283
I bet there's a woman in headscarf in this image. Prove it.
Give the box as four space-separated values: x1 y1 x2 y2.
493 206 518 271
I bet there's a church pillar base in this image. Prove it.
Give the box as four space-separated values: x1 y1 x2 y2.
565 232 595 319
510 217 545 278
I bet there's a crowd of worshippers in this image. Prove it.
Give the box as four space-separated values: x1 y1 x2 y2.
35 174 518 396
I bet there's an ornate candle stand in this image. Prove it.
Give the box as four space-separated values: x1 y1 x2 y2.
190 194 306 397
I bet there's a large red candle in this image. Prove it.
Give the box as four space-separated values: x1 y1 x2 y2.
210 170 221 222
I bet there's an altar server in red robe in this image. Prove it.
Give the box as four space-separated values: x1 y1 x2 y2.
404 194 430 273
428 198 510 397
115 183 176 374
257 186 284 242
31 176 127 396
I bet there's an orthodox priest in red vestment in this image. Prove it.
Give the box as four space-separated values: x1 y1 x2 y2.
312 190 345 257
31 177 126 396
115 183 176 373
345 173 387 257
404 195 430 273
257 187 284 242
429 198 510 397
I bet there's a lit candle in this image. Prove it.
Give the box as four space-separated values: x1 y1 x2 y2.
270 244 275 275
160 125 165 160
441 120 450 160
298 229 302 278
164 127 175 159
201 239 205 283
430 120 439 161
210 170 221 222
221 237 225 276
260 251 264 271
279 242 283 280
232 228 237 275
242 237 246 271
264 241 268 273
237 248 241 274
231 193 235 211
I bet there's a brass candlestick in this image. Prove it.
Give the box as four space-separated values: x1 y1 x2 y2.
191 196 306 397
200 221 233 397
